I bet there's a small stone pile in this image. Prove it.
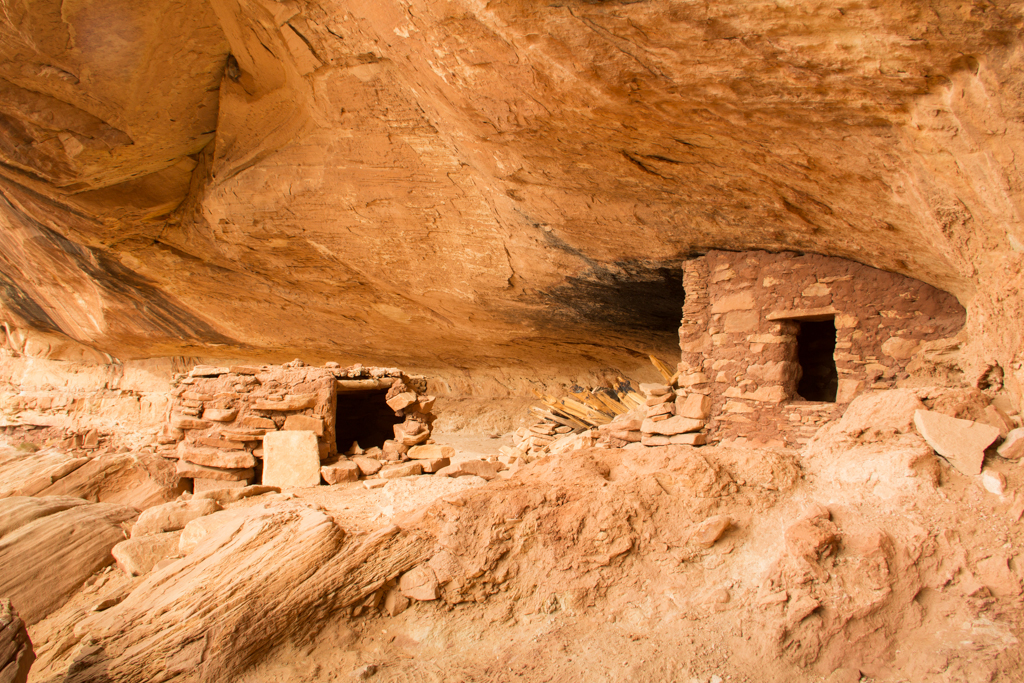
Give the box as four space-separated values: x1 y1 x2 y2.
599 380 710 447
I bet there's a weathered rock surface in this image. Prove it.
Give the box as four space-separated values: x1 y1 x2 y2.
66 501 431 682
914 409 1001 475
131 499 221 538
112 531 183 576
0 498 136 624
36 453 187 509
0 599 33 683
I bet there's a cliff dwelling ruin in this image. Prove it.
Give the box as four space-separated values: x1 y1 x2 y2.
2 1 1024 682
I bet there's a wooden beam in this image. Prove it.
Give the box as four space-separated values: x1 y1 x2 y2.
335 378 397 392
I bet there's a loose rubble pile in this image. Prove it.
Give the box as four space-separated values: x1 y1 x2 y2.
600 379 711 447
512 357 715 459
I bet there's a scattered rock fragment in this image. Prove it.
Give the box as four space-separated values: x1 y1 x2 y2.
399 565 440 601
132 499 221 537
913 409 1000 475
383 588 410 617
998 428 1024 460
112 531 182 576
407 444 455 460
351 457 383 476
980 469 1007 496
692 515 731 548
322 460 360 484
380 462 423 479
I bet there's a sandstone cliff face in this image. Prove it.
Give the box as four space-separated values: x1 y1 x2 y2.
0 1 1022 398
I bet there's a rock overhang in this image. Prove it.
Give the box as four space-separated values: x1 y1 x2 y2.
0 0 1020 377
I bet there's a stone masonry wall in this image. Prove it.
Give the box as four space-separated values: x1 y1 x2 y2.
162 361 434 490
679 250 966 447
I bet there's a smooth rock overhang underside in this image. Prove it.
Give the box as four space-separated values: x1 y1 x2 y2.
0 0 1021 374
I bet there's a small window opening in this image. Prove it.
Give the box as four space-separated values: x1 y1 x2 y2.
795 319 838 402
334 389 404 452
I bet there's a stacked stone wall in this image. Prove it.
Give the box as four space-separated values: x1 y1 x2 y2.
162 361 434 489
679 250 966 447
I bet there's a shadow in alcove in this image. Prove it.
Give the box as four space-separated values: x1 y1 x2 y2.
335 389 404 453
540 264 685 333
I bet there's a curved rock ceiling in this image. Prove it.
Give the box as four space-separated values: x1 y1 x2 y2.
0 0 1022 378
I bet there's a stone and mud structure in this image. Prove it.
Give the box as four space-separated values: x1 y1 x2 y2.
2 1 1024 682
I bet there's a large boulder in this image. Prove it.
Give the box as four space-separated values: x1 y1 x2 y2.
0 498 137 624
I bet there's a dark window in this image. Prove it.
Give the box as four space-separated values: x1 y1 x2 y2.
334 390 404 452
795 319 838 402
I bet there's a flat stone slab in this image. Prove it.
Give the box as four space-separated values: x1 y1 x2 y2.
263 430 321 488
641 415 704 435
175 460 254 482
914 409 1000 475
380 461 423 479
407 444 455 460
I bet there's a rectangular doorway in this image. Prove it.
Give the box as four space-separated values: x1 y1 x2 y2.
795 319 838 402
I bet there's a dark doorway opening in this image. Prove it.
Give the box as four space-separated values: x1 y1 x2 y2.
795 319 838 402
335 390 404 452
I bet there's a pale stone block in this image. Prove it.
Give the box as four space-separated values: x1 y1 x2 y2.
802 282 830 297
252 394 317 411
710 291 755 313
193 478 247 492
881 337 920 360
380 461 423 479
385 392 417 411
112 531 182 576
723 385 787 403
420 457 450 473
641 415 704 435
203 408 238 422
747 361 796 383
321 460 360 484
262 430 321 488
176 460 254 481
351 456 383 475
835 379 864 404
